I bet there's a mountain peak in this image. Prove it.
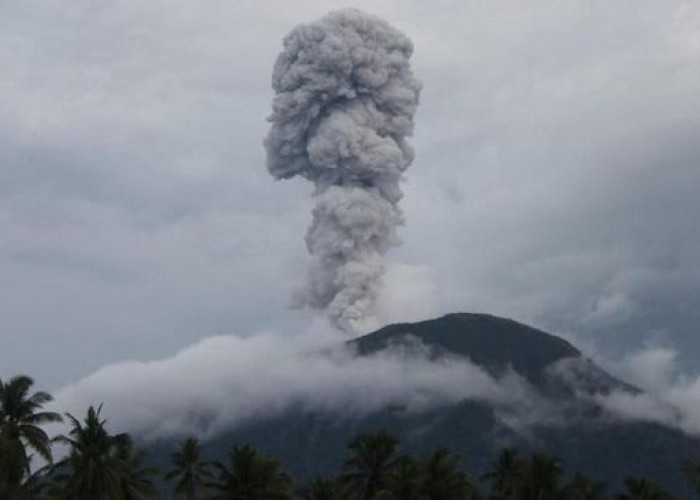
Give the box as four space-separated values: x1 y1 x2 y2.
154 312 691 497
353 312 582 385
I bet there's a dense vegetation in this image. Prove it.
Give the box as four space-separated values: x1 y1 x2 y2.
1 375 699 499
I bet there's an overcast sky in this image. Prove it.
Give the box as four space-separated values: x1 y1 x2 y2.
2 0 699 390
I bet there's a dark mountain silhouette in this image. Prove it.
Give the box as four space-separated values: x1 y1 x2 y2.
352 312 633 395
355 312 580 370
148 313 700 497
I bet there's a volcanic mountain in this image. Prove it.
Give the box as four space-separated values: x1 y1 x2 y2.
352 313 632 395
150 313 699 496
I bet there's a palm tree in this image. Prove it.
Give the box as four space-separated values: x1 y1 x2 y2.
0 436 27 490
209 444 292 499
482 447 523 499
53 405 133 499
375 456 425 500
420 448 479 500
30 465 70 500
339 431 400 500
113 437 157 499
0 375 62 487
520 453 563 500
682 459 700 499
164 437 213 499
616 477 677 500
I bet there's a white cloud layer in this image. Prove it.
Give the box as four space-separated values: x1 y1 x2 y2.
46 324 700 444
596 347 700 436
50 327 534 441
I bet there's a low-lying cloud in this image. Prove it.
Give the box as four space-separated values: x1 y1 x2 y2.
595 347 700 436
48 325 700 447
51 326 534 441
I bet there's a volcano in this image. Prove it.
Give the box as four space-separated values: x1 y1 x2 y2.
149 313 699 496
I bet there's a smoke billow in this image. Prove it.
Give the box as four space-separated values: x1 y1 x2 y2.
265 9 421 332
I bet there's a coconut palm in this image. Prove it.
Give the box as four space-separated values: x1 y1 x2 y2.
209 444 292 499
0 436 28 490
519 453 563 500
375 456 425 500
420 448 479 500
31 466 70 500
0 375 62 487
339 431 400 500
113 437 157 499
53 405 133 499
482 447 523 499
164 437 213 500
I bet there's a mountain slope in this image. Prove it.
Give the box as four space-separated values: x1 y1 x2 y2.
148 313 699 497
355 312 580 374
354 312 634 397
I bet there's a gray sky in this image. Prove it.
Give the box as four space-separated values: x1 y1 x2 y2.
1 0 699 390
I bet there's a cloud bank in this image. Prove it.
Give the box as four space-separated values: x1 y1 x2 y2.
595 347 700 436
48 323 700 444
51 327 533 441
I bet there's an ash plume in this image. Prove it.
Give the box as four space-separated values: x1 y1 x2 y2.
264 9 421 333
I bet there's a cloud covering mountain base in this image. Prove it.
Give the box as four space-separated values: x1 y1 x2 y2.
49 317 700 445
51 326 534 441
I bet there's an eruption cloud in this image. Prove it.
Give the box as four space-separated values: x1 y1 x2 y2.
265 9 421 333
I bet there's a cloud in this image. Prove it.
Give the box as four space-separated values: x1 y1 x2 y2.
396 0 700 367
0 0 699 387
50 327 534 441
47 318 700 446
595 347 700 436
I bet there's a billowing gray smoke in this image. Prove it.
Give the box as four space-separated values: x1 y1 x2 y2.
265 9 421 332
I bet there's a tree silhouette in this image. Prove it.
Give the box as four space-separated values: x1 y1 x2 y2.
164 437 213 500
375 456 424 500
339 431 400 500
420 448 479 499
482 447 523 499
53 405 135 499
520 453 563 500
113 437 157 499
0 375 62 489
209 444 292 499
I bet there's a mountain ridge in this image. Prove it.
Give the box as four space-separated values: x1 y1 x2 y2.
352 312 634 396
147 312 698 497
